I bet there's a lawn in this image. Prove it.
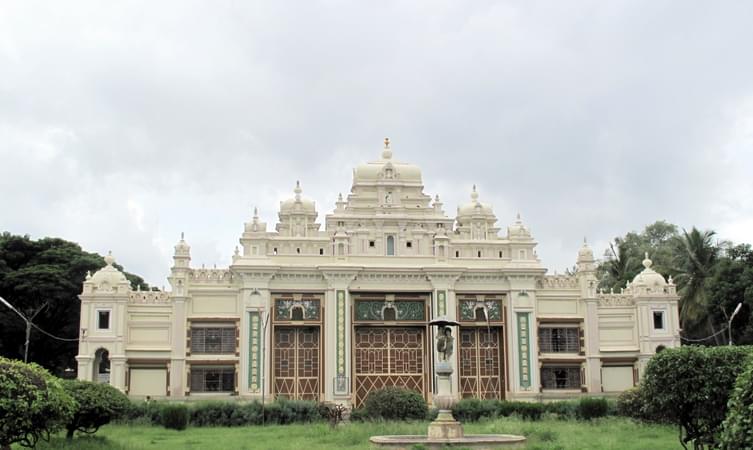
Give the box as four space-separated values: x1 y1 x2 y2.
25 417 680 449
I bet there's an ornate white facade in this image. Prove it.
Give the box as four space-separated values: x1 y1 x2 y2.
76 139 680 403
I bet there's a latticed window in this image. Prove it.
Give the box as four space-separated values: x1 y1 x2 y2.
190 366 235 392
541 366 581 389
538 327 579 353
191 325 235 354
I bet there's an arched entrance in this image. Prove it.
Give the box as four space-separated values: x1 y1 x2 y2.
93 348 111 384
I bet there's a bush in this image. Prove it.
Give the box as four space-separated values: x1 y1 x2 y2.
190 401 245 427
452 398 497 422
719 356 753 449
160 404 189 431
641 345 753 449
264 399 321 424
362 387 428 420
0 357 76 449
62 380 131 439
544 400 577 420
576 397 608 420
615 387 645 420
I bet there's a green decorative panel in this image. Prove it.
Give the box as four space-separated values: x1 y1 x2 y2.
336 291 346 377
335 290 348 395
517 312 532 389
248 311 262 393
355 300 425 321
274 298 320 321
437 290 447 316
459 299 503 321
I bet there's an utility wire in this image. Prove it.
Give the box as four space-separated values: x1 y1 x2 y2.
30 322 79 342
680 325 729 342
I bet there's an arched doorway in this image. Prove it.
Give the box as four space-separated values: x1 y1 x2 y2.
93 348 111 384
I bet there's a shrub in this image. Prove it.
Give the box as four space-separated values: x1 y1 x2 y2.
452 398 497 422
264 399 321 424
349 407 369 422
511 402 544 421
363 387 428 420
576 397 608 420
641 345 753 449
190 401 245 427
0 357 76 449
544 400 577 420
160 404 189 431
719 356 753 449
62 380 131 439
616 387 643 419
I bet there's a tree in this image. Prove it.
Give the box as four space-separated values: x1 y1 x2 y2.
641 346 752 450
0 233 148 376
62 379 132 439
0 357 76 450
705 244 753 345
598 221 678 291
672 228 720 335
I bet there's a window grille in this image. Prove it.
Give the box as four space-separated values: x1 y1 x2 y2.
190 366 235 392
538 327 580 353
541 367 581 389
191 327 235 354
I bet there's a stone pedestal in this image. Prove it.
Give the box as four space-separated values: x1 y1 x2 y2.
429 361 464 439
428 410 464 439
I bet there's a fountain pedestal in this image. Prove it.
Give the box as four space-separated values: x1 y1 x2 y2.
428 361 464 439
370 318 526 449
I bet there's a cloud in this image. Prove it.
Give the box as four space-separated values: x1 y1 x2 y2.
1 1 752 285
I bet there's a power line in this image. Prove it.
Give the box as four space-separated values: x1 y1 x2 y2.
680 325 729 343
30 322 79 342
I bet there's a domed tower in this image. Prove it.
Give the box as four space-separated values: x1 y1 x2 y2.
455 185 500 241
507 213 537 263
625 253 680 372
277 181 320 238
77 252 132 391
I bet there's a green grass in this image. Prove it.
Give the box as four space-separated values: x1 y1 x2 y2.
23 417 680 449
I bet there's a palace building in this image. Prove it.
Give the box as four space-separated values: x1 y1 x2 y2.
76 139 680 404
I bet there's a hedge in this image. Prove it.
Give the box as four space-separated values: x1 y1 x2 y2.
120 399 324 427
719 356 753 449
362 387 428 421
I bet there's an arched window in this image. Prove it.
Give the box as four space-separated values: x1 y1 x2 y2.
383 307 396 321
386 236 395 256
93 348 110 384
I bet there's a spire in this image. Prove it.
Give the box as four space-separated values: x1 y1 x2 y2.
104 250 114 266
471 184 479 203
642 252 652 269
382 137 392 160
294 181 302 202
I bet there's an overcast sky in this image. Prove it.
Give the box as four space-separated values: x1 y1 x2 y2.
1 1 752 286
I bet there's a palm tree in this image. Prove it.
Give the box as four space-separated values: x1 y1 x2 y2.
672 228 719 333
599 238 641 291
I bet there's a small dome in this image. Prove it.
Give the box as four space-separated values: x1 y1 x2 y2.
280 181 316 214
577 238 594 262
352 138 423 184
174 232 190 256
457 185 495 217
90 251 129 287
507 213 531 239
632 253 667 288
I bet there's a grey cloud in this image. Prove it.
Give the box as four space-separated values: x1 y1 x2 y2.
1 1 752 285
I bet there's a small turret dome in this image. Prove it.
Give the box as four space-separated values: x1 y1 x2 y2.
90 251 129 287
457 185 495 217
577 238 594 262
632 253 668 289
280 181 316 214
507 213 532 240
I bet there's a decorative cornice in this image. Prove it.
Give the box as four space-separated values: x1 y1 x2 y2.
598 294 636 307
129 291 171 304
537 275 579 289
